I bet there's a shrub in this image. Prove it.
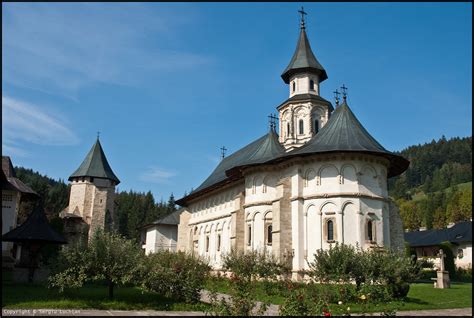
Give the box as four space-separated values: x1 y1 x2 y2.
141 250 210 304
455 266 472 282
48 229 144 299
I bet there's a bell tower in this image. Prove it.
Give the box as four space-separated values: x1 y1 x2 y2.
278 7 333 151
60 136 120 243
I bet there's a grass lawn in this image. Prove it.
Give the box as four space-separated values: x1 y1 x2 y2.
205 278 472 314
2 282 208 311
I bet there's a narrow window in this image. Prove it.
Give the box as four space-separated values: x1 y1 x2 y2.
367 220 373 241
314 119 319 133
267 225 273 245
206 236 209 252
299 119 304 135
247 225 252 246
287 122 290 136
217 234 221 252
292 81 296 92
310 79 315 90
327 220 334 241
90 177 94 182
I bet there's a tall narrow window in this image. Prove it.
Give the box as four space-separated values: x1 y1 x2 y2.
327 220 334 241
310 79 315 90
267 225 273 245
206 236 209 252
247 225 252 246
217 234 221 252
314 119 319 133
299 119 304 135
287 123 290 136
367 220 373 241
292 81 296 92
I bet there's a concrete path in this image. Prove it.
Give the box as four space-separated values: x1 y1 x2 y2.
2 307 472 316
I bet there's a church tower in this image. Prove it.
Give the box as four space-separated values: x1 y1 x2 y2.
61 137 120 242
278 8 333 151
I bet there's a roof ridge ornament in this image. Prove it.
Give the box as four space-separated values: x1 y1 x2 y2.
268 113 278 131
298 6 307 30
220 146 227 160
341 84 348 103
97 131 100 140
333 89 341 106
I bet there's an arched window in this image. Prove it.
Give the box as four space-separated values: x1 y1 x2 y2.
310 79 315 90
367 220 373 241
287 122 290 136
299 119 304 135
267 224 273 245
327 220 334 241
292 81 296 92
247 224 252 246
206 236 210 252
314 119 319 133
217 234 221 252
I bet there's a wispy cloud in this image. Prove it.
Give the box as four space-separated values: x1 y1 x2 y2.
2 3 211 99
2 96 79 155
139 166 177 184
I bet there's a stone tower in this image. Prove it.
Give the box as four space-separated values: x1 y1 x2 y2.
278 11 333 151
60 137 120 243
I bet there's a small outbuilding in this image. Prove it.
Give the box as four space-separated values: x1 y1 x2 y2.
140 209 182 254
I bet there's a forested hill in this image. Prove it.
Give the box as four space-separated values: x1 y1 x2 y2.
388 135 472 231
13 166 176 242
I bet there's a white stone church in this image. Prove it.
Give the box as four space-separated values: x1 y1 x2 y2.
176 12 409 278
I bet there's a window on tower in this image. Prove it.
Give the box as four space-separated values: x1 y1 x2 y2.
327 220 334 241
206 236 209 253
310 79 315 90
367 220 374 242
314 119 319 133
292 81 296 92
247 224 252 246
287 122 290 137
267 224 273 245
299 119 304 135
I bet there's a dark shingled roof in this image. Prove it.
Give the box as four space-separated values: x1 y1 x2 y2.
277 93 334 112
286 101 409 177
281 27 327 84
2 205 67 244
1 157 38 198
141 209 183 229
404 221 472 247
69 139 120 184
176 130 285 205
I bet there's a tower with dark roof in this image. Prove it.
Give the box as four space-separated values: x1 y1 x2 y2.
60 138 119 242
278 11 333 150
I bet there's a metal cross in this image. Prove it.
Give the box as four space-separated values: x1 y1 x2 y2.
341 84 348 100
333 89 341 105
97 131 100 140
298 6 307 28
268 114 278 130
220 146 227 159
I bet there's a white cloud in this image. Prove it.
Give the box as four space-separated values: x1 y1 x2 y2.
2 3 211 99
2 96 79 150
139 166 177 184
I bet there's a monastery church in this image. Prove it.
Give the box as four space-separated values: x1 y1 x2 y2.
175 11 409 278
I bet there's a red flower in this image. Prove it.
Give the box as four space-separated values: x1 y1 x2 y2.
324 312 331 317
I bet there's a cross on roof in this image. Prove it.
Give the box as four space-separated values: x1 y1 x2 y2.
97 131 100 140
333 89 341 105
220 146 227 159
298 6 307 29
341 84 348 101
268 114 278 130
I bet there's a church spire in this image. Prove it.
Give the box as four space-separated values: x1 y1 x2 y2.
281 8 327 85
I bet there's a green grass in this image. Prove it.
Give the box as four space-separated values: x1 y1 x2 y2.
205 278 472 314
2 282 208 311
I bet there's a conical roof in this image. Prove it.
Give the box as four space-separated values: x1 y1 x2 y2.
69 139 120 184
281 27 328 84
176 130 285 205
2 205 67 244
287 101 409 177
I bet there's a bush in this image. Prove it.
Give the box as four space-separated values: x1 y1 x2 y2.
455 266 472 282
141 250 210 304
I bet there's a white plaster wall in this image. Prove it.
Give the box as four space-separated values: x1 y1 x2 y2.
289 73 320 97
144 227 157 255
2 190 20 253
455 243 472 269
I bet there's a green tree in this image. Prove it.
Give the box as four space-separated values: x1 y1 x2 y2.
48 229 145 299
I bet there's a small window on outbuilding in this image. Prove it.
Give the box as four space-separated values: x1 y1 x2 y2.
458 248 464 258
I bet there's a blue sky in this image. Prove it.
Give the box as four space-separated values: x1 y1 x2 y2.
2 2 472 202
